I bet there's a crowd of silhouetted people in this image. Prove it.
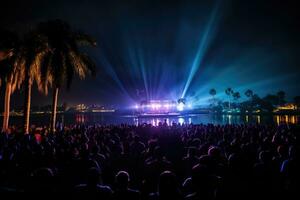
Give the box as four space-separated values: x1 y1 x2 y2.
0 122 298 199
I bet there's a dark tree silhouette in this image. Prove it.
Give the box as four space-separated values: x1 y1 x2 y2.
37 19 97 133
209 88 217 106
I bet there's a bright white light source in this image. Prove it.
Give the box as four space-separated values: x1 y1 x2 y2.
177 102 185 111
178 117 184 125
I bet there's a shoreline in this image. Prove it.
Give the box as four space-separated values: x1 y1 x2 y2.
1 111 300 117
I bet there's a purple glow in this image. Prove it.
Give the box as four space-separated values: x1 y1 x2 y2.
134 99 190 114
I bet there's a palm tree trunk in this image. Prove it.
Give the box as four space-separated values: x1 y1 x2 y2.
23 76 32 134
50 87 59 133
2 81 12 132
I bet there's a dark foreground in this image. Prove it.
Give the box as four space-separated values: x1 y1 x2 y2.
0 123 298 199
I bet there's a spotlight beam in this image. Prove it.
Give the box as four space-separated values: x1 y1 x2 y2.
137 44 150 100
181 2 221 98
97 53 133 101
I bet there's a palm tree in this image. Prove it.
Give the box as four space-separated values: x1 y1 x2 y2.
0 29 22 132
245 89 253 99
0 29 15 61
37 20 97 133
244 89 254 113
15 31 49 134
233 92 241 102
225 88 233 109
209 88 216 106
232 92 241 110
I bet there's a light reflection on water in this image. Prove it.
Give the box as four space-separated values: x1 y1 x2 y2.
3 114 300 127
54 114 300 126
132 114 299 126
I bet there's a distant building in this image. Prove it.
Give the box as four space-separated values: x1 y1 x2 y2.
274 103 297 112
75 104 87 111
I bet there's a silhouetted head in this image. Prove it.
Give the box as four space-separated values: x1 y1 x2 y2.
199 155 215 169
259 150 273 163
31 168 54 191
158 171 180 197
32 167 54 177
191 164 210 188
134 135 140 143
277 145 287 158
87 167 101 186
122 142 130 154
115 171 130 190
289 145 296 159
191 163 219 197
91 145 100 154
154 146 164 159
208 146 221 158
228 153 244 170
188 147 197 157
87 159 100 169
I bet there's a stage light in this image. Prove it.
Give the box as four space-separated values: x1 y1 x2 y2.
164 104 170 108
135 105 139 109
151 104 155 109
181 2 221 98
178 118 184 125
177 102 185 111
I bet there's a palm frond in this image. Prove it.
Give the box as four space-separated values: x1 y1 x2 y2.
75 31 97 47
37 52 54 95
65 53 74 90
35 19 97 91
68 51 87 79
80 53 97 77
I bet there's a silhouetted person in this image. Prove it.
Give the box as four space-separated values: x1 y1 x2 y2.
27 168 55 192
253 150 281 198
145 146 172 192
130 135 146 157
185 164 218 200
221 153 251 198
281 146 298 195
0 123 297 195
113 171 140 200
74 167 113 198
182 147 199 177
150 171 183 200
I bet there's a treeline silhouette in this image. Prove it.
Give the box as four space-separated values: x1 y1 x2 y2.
0 20 97 134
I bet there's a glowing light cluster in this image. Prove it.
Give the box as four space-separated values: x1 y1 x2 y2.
134 98 192 114
177 102 185 111
145 102 177 110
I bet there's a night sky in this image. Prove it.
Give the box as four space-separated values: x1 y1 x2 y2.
0 0 299 108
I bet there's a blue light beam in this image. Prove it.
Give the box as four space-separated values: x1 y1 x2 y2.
181 1 222 98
